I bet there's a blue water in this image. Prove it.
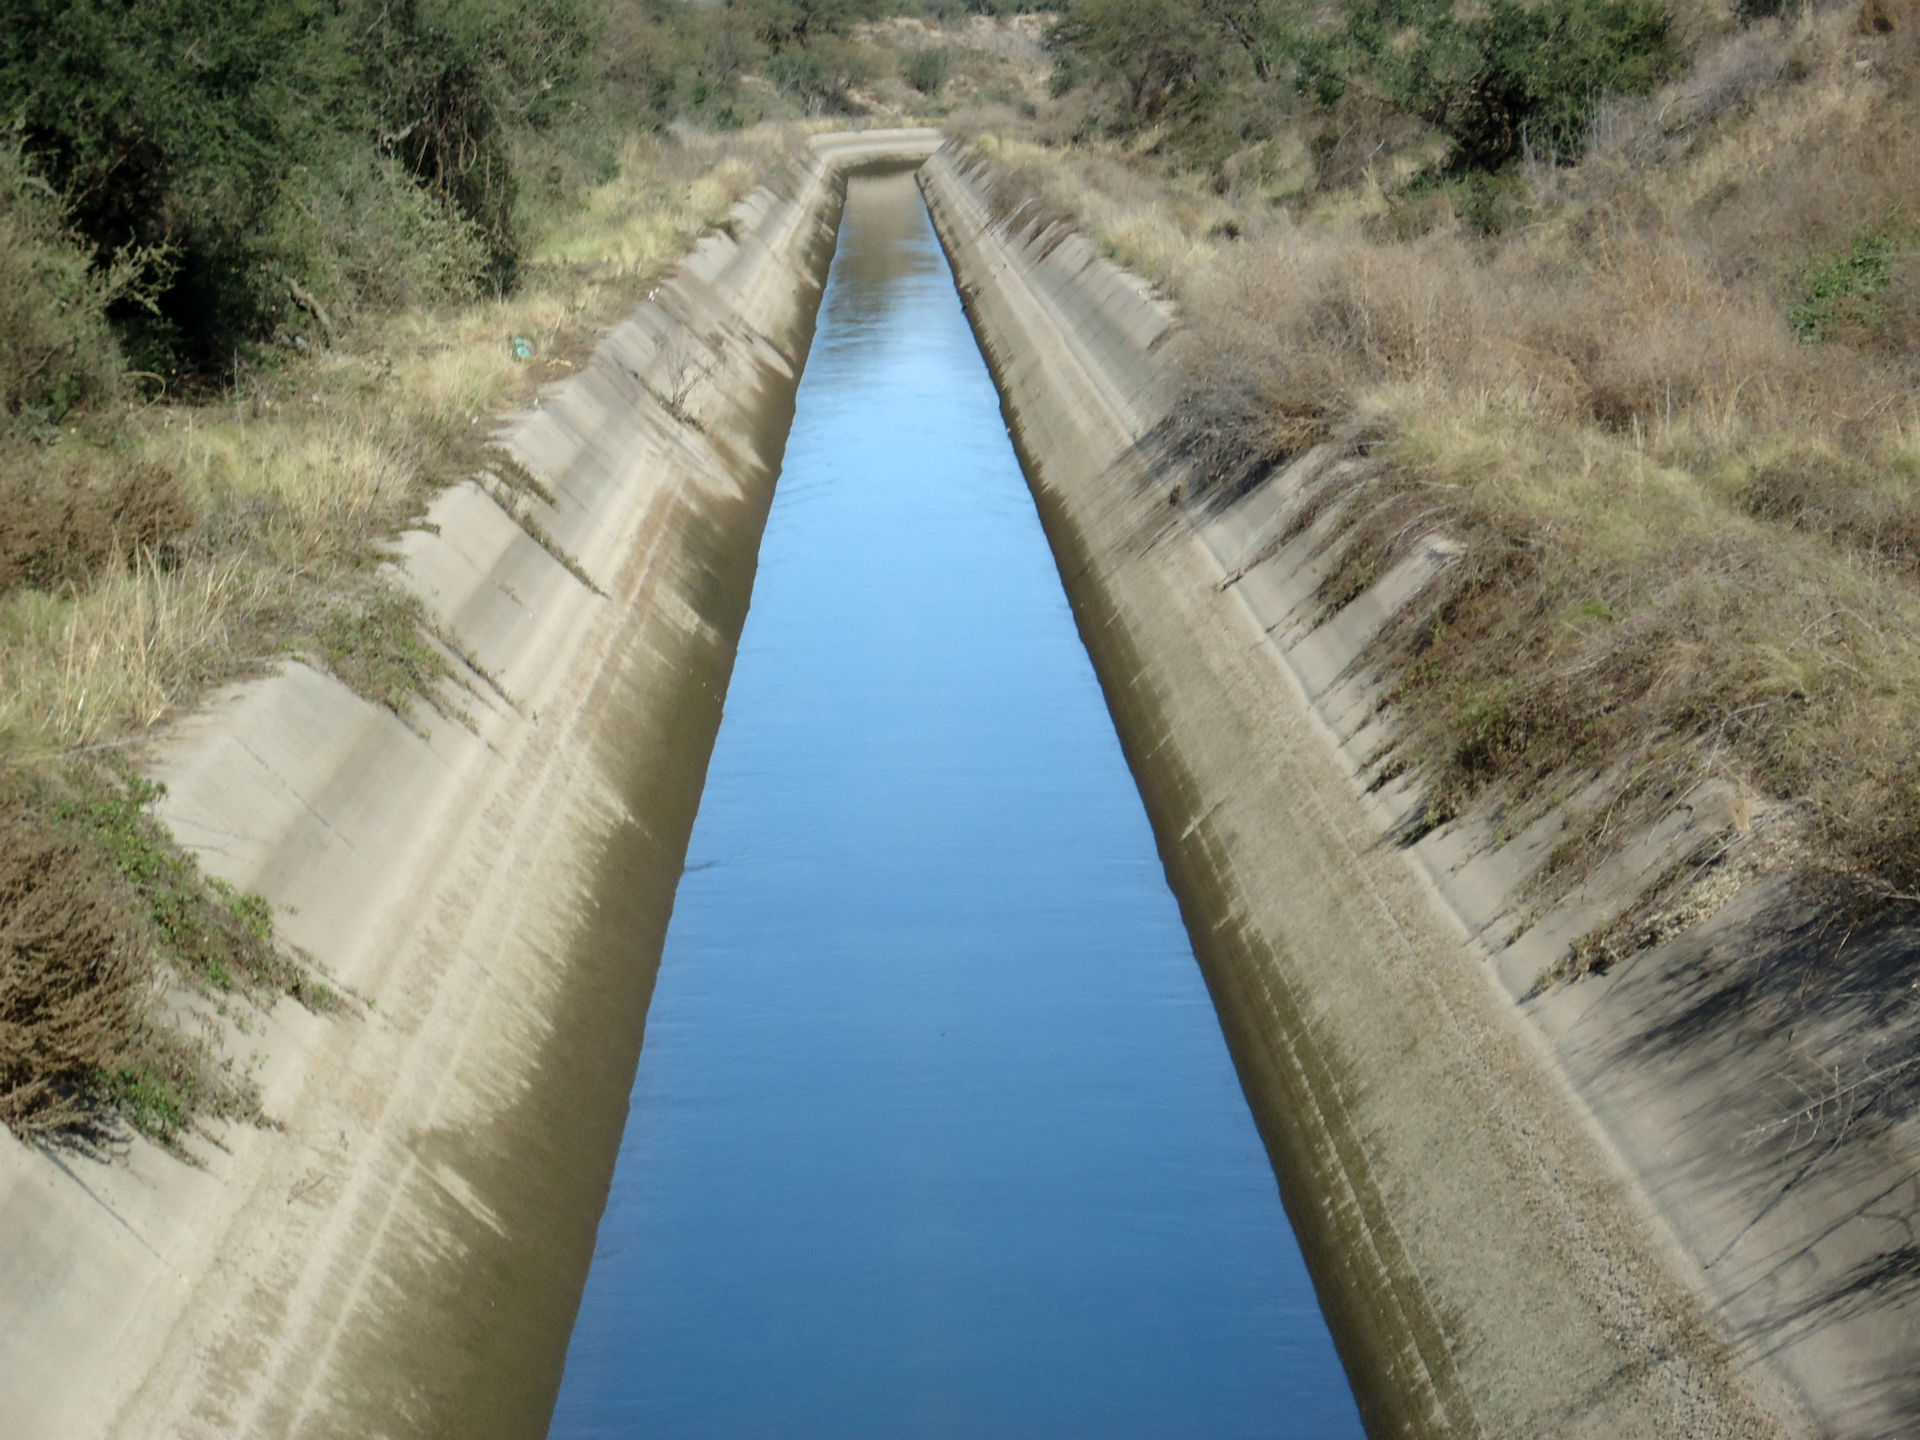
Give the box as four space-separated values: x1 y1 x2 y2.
546 168 1364 1440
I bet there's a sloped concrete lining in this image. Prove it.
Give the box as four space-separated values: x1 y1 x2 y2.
0 127 938 1440
921 145 1854 1438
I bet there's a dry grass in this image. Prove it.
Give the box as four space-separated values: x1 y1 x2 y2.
959 131 1246 291
0 127 795 775
971 1 1920 907
0 558 276 766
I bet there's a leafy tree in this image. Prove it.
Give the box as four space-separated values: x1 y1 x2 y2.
0 0 340 366
732 0 890 53
349 0 598 288
1051 0 1222 121
0 139 148 422
0 0 600 371
1372 0 1675 167
1052 0 1676 170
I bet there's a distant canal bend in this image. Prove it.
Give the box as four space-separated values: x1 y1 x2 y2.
546 164 1365 1440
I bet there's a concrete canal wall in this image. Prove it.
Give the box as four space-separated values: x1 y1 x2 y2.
0 129 937 1440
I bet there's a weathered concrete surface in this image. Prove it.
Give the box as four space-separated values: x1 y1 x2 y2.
1195 443 1920 1439
0 127 938 1440
922 146 1827 1438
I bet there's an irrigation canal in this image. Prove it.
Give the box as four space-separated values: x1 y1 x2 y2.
545 164 1364 1440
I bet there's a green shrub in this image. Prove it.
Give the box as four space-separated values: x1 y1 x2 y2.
904 46 953 93
348 0 600 293
54 772 300 999
274 150 490 317
739 0 892 52
597 0 766 132
1051 0 1676 169
0 0 336 370
767 36 877 111
0 142 144 425
1051 0 1221 121
1366 0 1677 168
0 0 599 371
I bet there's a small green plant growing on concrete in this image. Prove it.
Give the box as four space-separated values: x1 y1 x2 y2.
316 589 455 721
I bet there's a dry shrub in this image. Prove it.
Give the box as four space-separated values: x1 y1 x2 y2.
0 447 196 597
1871 251 1920 355
1860 0 1920 37
0 768 310 1144
1587 19 1798 168
1736 441 1920 567
0 802 147 1134
1308 93 1441 194
1813 729 1920 897
1167 217 1779 495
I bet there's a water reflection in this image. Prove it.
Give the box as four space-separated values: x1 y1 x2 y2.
546 167 1364 1440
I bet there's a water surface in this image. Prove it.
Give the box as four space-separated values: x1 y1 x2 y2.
548 167 1364 1439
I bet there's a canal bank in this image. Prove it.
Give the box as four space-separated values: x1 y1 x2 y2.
920 148 1817 1438
0 129 937 1440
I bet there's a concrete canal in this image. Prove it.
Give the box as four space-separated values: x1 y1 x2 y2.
546 164 1363 1440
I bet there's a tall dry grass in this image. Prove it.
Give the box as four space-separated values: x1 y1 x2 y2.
0 558 275 765
961 132 1245 291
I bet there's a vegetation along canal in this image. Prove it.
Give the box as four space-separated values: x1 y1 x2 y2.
546 165 1364 1439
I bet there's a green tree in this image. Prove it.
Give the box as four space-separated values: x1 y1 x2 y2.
731 0 889 52
1358 0 1675 167
1052 0 1221 121
0 0 600 371
0 0 340 365
348 0 598 289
